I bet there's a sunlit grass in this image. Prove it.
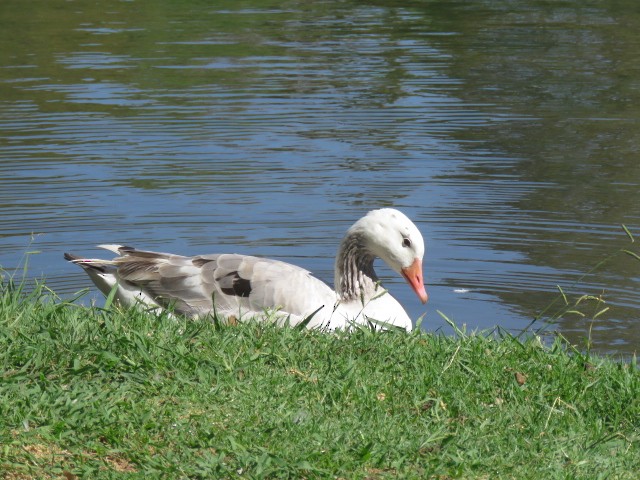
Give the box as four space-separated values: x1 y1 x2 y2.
1 276 638 479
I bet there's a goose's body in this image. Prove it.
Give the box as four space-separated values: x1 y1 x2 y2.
65 209 428 331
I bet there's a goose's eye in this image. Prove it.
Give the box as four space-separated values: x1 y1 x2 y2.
402 237 412 248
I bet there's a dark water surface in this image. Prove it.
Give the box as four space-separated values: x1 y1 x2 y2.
1 0 639 356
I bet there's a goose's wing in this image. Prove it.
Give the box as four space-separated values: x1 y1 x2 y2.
92 246 337 323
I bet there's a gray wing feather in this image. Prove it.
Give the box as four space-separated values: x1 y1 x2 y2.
112 248 335 320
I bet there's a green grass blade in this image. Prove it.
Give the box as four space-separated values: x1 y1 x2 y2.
103 282 119 310
622 249 640 262
295 305 324 330
437 310 466 337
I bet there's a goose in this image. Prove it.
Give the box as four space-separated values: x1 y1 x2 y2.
64 208 428 331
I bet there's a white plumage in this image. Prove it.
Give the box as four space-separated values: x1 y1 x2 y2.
65 208 428 331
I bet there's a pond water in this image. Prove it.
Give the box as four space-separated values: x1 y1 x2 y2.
1 0 639 356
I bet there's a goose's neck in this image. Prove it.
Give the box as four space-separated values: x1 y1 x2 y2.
334 232 379 302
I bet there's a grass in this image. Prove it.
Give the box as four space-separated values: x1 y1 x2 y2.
1 278 639 479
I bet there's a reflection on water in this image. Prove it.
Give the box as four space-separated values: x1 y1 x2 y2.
0 0 638 356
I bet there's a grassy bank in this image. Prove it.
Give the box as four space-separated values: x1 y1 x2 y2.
1 280 638 479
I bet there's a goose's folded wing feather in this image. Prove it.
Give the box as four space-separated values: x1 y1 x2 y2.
113 248 336 320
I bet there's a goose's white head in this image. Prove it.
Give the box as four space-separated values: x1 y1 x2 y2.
350 208 428 304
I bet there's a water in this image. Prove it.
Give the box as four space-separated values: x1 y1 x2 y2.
1 0 638 356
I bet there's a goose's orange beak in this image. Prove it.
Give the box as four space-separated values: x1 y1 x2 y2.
401 257 428 304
